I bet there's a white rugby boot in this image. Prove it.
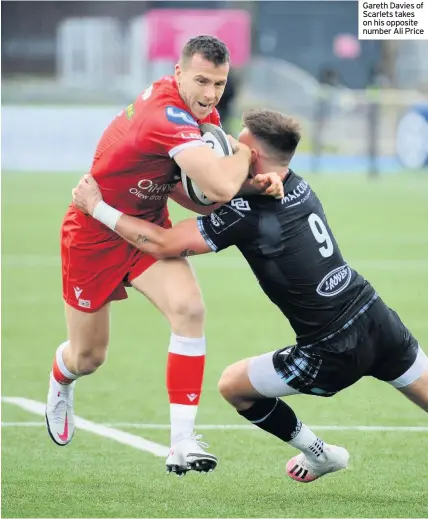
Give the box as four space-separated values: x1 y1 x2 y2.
286 444 349 483
45 372 75 446
166 433 218 476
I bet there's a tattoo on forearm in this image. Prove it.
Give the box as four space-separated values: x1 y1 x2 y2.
180 249 196 257
137 235 149 244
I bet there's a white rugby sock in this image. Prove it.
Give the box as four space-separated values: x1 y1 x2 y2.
167 334 206 445
289 423 325 460
170 404 199 446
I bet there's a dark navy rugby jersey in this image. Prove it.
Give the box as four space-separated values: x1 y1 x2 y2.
197 170 374 342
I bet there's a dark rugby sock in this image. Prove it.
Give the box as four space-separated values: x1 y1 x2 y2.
238 398 301 442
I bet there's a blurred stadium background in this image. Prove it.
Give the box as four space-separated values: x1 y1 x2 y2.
2 2 428 518
2 0 428 174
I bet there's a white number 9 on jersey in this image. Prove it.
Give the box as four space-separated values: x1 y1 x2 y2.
308 213 334 258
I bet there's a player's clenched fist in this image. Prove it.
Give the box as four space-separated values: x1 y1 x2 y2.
249 172 285 199
72 174 102 215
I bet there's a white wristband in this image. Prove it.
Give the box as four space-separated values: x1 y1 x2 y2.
92 201 123 231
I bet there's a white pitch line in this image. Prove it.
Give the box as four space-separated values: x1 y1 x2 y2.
2 397 169 457
1 420 427 432
1 422 45 427
107 424 428 432
2 254 428 272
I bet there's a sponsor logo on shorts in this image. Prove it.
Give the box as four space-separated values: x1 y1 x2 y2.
166 106 198 127
129 179 177 201
316 265 352 297
78 298 91 309
73 286 83 300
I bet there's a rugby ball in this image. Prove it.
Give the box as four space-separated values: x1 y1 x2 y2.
180 123 234 205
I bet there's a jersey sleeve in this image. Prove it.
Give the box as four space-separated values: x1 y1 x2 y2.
141 105 207 158
196 199 259 252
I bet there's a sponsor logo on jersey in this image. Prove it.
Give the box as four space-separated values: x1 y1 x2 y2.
281 179 311 207
210 213 224 227
141 85 153 100
231 198 251 211
174 132 202 141
126 103 135 119
208 207 243 234
316 265 352 297
165 106 198 127
129 179 177 201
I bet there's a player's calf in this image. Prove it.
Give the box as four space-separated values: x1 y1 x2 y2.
65 347 107 376
219 355 349 481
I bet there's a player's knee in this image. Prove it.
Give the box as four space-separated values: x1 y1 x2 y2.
218 364 242 405
219 359 258 409
169 293 205 325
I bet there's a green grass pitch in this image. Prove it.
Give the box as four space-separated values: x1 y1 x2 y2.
2 171 428 518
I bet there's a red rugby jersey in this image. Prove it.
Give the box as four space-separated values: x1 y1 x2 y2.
89 76 220 223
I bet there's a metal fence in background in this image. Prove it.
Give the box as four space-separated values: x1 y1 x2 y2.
2 7 428 174
238 58 428 174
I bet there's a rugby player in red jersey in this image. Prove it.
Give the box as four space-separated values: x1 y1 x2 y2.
46 35 264 475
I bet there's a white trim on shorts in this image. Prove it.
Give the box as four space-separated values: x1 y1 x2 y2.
387 345 428 388
248 351 301 398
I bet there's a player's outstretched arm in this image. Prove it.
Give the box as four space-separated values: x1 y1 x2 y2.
114 216 212 259
71 175 211 259
173 136 252 203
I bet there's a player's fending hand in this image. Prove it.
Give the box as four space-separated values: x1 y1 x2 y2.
249 172 284 199
72 174 103 215
227 135 252 161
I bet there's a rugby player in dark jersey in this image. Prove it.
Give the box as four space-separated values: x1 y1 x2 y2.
71 109 428 483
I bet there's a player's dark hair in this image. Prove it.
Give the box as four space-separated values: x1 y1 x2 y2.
181 35 230 66
243 109 301 164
